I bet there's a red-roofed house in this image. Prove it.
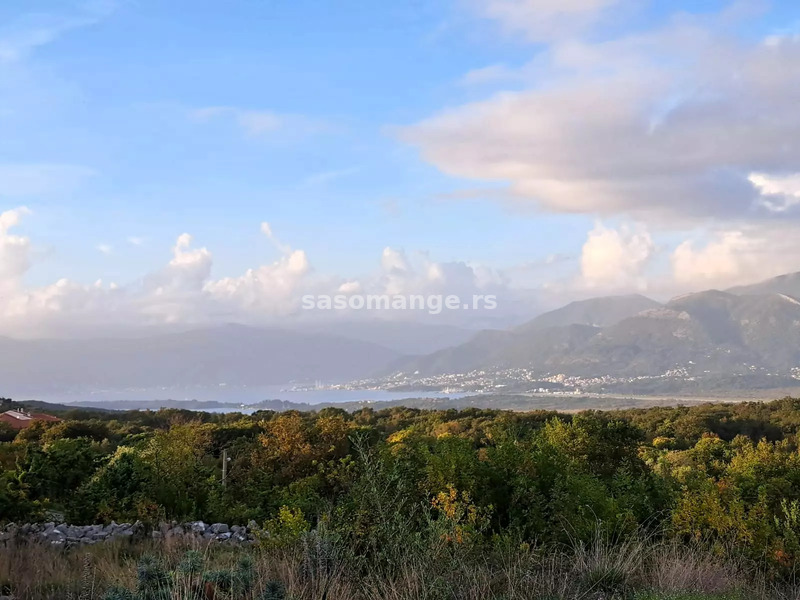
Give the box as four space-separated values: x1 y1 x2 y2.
0 409 61 430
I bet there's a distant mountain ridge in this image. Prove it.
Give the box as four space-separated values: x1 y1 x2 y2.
727 271 800 299
3 271 800 400
515 294 662 333
0 324 400 393
394 275 800 382
295 320 475 355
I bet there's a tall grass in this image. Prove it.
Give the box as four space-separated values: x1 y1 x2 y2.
0 527 791 600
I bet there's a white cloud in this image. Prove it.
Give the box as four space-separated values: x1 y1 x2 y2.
471 0 622 42
161 233 213 290
749 172 800 213
7 213 798 338
671 226 800 290
0 207 32 293
127 236 144 246
96 243 112 255
0 220 317 336
0 2 119 63
401 13 800 223
381 247 410 274
0 205 30 234
672 232 750 288
0 217 514 336
261 221 292 254
376 246 506 299
337 280 362 294
204 249 311 314
459 64 522 86
580 223 654 289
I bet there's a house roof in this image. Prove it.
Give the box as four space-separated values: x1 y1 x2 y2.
0 409 62 430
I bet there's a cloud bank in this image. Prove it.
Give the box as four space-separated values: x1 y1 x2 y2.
404 6 800 223
0 209 510 337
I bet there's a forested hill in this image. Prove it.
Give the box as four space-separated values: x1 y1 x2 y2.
394 287 800 381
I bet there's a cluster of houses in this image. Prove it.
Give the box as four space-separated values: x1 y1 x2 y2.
0 409 61 430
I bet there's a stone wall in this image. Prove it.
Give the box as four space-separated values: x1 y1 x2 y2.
0 520 257 548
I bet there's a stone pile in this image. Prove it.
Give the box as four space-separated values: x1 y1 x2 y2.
0 520 257 548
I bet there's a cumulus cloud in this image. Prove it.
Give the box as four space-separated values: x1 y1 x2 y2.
671 227 800 290
124 234 216 324
381 247 410 274
580 223 654 289
337 280 362 294
0 209 128 335
374 246 507 300
204 249 311 314
0 213 520 336
401 11 800 223
0 215 318 336
0 207 32 292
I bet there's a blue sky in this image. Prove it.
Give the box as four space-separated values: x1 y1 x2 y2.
1 0 800 335
3 0 581 284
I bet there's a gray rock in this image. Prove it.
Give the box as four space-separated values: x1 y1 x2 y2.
210 523 229 534
10 520 255 546
189 521 206 534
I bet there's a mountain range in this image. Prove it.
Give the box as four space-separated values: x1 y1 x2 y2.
2 271 800 399
392 273 800 383
0 324 399 393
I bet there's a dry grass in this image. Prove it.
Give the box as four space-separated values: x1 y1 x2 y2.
0 535 774 600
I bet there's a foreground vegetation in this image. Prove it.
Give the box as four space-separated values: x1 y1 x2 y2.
5 396 800 597
0 532 786 600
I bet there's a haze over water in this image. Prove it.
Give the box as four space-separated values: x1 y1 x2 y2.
17 385 466 407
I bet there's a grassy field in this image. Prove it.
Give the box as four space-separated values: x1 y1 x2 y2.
0 533 792 600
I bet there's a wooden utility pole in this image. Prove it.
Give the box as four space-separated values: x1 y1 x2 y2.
222 448 228 487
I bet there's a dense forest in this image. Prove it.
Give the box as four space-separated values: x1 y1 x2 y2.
5 397 800 598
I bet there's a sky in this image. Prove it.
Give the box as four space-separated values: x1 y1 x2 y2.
1 0 800 337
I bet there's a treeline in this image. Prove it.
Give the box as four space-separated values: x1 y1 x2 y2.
4 397 800 570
